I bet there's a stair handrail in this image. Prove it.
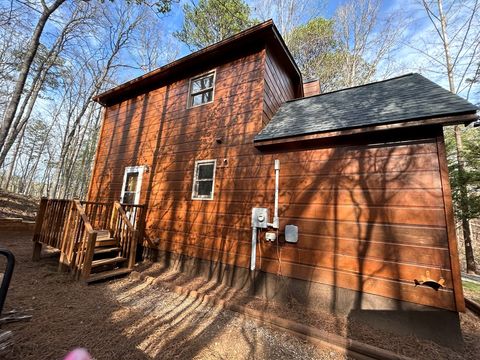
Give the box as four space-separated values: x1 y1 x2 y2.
114 201 136 230
72 200 98 280
113 201 139 269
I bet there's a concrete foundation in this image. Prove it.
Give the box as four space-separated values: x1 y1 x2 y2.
144 248 464 349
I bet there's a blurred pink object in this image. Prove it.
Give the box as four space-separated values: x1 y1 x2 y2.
64 348 92 360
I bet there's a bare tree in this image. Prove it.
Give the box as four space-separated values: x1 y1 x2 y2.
253 0 324 41
333 0 407 87
418 0 480 274
52 3 148 198
0 0 174 170
131 17 180 72
0 2 92 167
0 0 67 167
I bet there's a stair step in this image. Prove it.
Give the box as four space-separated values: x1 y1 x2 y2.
91 256 126 268
86 268 132 283
96 230 111 240
94 247 121 255
95 238 117 247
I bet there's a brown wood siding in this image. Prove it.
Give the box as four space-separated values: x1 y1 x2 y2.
303 80 321 97
89 48 460 311
436 135 465 311
262 47 298 125
257 135 457 311
89 51 265 204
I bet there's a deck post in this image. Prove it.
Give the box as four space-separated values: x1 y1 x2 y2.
81 231 97 282
128 230 139 269
109 202 118 236
32 197 48 261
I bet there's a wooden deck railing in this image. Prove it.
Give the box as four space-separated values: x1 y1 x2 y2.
111 202 140 269
33 198 71 250
60 200 97 280
32 198 145 282
81 201 113 231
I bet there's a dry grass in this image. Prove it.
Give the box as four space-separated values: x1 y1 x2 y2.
133 261 480 360
463 280 480 303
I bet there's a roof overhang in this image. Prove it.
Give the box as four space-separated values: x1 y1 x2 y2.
254 112 479 148
93 20 301 106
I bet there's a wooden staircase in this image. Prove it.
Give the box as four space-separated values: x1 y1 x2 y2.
32 199 145 283
85 230 128 283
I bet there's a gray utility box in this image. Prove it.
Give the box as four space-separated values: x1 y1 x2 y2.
252 208 269 228
285 225 298 243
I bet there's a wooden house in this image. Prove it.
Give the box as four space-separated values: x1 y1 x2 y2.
83 20 480 321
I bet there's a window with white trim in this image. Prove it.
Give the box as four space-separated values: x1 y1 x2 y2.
188 71 215 108
192 160 216 200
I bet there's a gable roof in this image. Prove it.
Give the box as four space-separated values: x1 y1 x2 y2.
94 20 301 106
255 73 478 142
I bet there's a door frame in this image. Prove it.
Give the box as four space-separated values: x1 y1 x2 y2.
120 165 145 205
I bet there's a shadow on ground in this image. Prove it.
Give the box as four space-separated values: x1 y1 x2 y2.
0 230 341 360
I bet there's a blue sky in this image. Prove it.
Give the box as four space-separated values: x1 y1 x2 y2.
136 0 401 60
8 0 476 104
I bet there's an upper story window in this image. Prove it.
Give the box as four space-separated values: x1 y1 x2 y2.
192 159 216 200
188 71 215 108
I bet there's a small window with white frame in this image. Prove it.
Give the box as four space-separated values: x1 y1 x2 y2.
192 159 216 200
188 71 215 108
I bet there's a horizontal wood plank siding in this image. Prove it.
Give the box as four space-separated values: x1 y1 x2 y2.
89 48 459 311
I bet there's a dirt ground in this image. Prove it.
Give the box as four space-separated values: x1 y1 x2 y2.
1 231 480 360
0 231 347 360
0 191 39 220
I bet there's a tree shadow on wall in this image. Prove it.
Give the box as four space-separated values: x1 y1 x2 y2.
119 50 291 358
259 126 464 351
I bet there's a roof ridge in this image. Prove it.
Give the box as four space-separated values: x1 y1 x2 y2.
287 73 417 103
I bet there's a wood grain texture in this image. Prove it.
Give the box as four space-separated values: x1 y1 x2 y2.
262 47 298 125
303 80 321 97
89 47 461 311
436 134 465 312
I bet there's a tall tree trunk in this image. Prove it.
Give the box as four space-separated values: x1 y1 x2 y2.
437 0 477 273
0 0 65 167
24 120 55 195
3 124 26 191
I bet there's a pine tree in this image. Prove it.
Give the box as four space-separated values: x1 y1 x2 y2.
174 0 256 51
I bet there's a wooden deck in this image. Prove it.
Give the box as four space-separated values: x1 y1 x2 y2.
32 199 145 282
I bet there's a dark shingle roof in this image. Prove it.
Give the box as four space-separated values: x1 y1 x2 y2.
255 73 478 142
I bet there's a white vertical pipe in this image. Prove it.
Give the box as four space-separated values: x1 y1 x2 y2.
251 227 257 270
273 159 280 229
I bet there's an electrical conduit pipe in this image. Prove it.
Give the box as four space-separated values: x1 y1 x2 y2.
251 159 280 271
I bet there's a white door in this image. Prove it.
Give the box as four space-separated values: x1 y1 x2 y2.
120 166 144 205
